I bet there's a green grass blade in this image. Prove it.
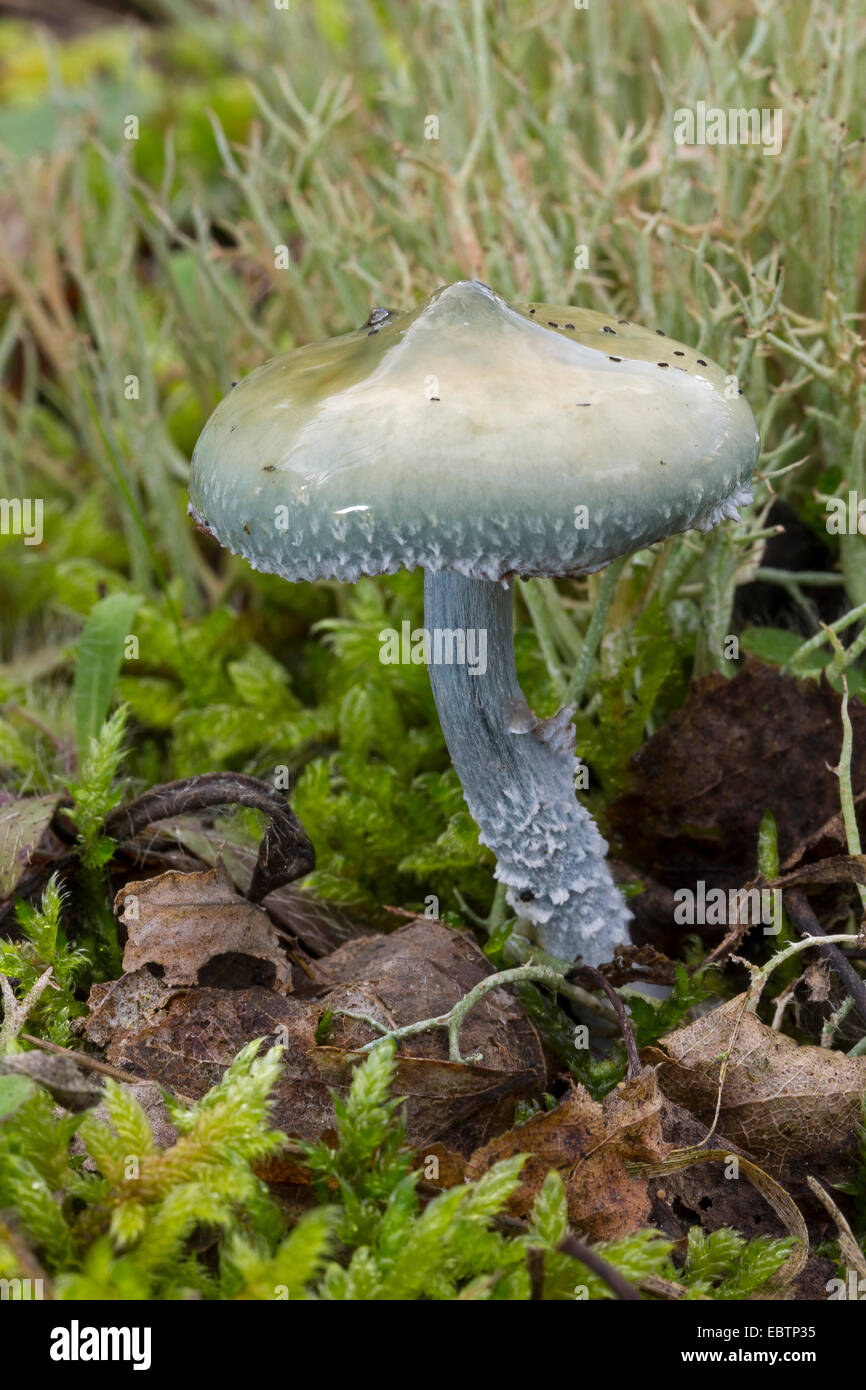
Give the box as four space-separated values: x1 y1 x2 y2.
74 593 140 765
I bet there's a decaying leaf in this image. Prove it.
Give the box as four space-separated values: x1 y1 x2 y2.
82 967 178 1048
0 793 62 899
649 1097 786 1240
608 662 866 896
466 1070 667 1241
314 922 543 1074
637 1146 808 1295
602 940 679 987
412 1141 466 1189
115 865 293 991
167 825 373 956
644 995 866 1184
781 791 866 874
88 920 546 1158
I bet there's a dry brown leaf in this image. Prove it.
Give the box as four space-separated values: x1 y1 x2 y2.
610 663 866 876
92 920 546 1159
166 825 373 956
607 662 866 953
412 1142 466 1189
83 968 177 1048
781 791 866 873
115 865 292 991
466 1069 667 1241
649 1099 783 1239
644 995 866 1184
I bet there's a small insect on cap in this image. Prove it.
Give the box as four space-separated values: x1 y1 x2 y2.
189 280 760 584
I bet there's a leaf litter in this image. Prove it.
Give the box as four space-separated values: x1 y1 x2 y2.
6 664 866 1298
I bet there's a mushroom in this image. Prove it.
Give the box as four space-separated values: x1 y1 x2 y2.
189 280 760 964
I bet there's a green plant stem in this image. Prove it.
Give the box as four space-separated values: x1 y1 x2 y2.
563 556 627 707
753 568 845 588
739 932 864 1013
790 601 866 672
335 964 606 1064
835 678 866 914
517 580 566 698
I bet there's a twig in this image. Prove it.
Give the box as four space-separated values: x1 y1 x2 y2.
102 772 315 902
771 980 798 1031
570 963 641 1078
638 1273 707 1300
18 1033 189 1094
525 1246 546 1301
557 1234 640 1300
807 1177 866 1279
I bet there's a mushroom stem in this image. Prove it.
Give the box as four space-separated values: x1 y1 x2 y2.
423 570 630 965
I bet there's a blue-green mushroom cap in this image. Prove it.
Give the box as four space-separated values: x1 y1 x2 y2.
189 280 759 582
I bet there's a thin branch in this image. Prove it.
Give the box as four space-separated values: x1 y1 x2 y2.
19 1034 192 1096
557 1234 641 1300
570 963 641 1077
